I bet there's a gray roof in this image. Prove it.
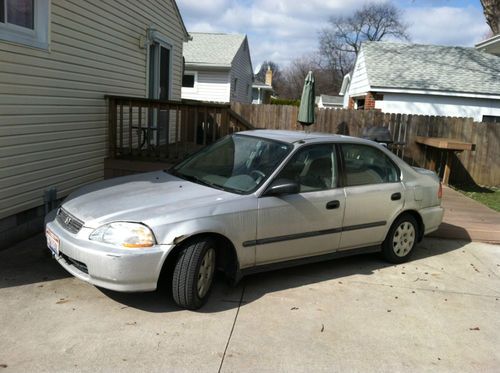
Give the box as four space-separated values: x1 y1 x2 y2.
183 32 246 68
320 95 343 105
362 42 500 96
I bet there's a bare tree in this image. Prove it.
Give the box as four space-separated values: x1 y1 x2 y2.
254 60 288 97
279 54 340 100
319 1 409 77
480 0 500 35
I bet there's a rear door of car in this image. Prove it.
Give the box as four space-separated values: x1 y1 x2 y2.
338 143 405 250
254 143 346 265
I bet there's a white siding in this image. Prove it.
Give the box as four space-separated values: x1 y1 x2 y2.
375 93 500 121
0 0 186 219
348 50 370 97
181 70 230 103
230 38 253 104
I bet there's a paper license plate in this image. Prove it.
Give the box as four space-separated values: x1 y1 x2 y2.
46 228 60 256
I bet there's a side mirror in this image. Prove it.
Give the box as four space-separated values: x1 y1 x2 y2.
263 179 300 197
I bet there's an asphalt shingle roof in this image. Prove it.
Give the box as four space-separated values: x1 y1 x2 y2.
362 42 500 96
183 32 246 67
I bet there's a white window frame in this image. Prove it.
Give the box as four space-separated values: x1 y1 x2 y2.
181 70 197 93
0 0 50 50
146 28 173 100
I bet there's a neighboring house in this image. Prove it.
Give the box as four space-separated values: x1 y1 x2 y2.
316 95 343 109
0 0 189 248
475 34 500 56
181 32 253 103
252 66 273 104
340 42 500 122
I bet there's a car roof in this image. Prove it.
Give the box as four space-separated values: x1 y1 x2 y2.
237 129 370 145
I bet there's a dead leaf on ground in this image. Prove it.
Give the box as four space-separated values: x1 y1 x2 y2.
0 364 7 368
56 299 69 304
290 307 299 311
321 324 325 332
126 321 137 326
469 327 480 331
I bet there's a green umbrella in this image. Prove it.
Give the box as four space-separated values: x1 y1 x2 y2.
297 71 315 127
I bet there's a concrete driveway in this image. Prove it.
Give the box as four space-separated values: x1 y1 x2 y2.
0 235 499 373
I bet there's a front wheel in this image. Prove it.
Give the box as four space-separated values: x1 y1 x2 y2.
172 238 217 310
382 214 418 264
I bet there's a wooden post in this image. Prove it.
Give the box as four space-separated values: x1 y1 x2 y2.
442 151 452 185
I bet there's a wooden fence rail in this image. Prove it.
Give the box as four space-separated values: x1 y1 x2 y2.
107 96 253 163
231 103 500 186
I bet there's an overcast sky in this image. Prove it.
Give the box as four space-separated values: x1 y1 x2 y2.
176 0 490 72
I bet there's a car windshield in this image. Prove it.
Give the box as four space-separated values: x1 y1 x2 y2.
169 134 292 194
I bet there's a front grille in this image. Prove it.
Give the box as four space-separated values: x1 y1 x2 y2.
56 208 84 234
61 253 88 274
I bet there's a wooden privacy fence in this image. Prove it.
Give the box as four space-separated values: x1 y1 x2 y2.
231 103 500 186
107 96 253 163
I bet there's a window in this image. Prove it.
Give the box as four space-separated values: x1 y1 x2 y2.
3 0 34 28
341 144 400 186
276 144 338 192
182 73 195 88
355 99 365 110
482 115 500 123
233 78 238 92
0 0 49 49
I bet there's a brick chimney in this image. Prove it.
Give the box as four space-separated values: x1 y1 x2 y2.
265 65 273 86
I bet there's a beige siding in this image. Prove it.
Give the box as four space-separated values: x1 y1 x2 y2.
230 38 253 103
0 0 186 219
348 50 370 97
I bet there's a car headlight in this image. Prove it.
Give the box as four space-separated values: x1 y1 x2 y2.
89 222 156 248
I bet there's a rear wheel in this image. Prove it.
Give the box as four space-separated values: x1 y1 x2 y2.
382 214 418 263
172 238 216 310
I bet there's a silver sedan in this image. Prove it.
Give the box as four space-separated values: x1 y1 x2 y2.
45 130 444 309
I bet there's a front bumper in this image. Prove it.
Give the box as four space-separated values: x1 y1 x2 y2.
45 212 173 292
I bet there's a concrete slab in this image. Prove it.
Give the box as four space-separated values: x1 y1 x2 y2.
0 236 499 372
222 239 500 372
0 235 241 373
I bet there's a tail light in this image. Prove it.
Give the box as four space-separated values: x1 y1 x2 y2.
437 182 443 199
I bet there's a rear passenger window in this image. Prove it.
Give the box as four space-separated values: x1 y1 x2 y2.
341 144 400 186
276 144 337 192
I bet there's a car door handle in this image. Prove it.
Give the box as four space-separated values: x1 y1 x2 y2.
326 200 340 209
391 192 402 201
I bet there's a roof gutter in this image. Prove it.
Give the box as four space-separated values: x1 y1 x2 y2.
370 86 500 100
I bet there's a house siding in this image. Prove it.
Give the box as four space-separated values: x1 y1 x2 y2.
348 50 370 97
230 38 253 104
0 0 186 220
374 93 500 121
181 70 230 103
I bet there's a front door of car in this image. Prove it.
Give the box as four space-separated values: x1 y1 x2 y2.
255 144 345 265
338 143 405 250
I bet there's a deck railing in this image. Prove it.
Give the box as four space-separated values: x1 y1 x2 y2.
106 95 254 162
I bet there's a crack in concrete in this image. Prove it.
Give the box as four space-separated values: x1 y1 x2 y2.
218 285 245 373
348 280 500 298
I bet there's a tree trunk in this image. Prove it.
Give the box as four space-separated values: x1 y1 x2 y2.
481 0 500 35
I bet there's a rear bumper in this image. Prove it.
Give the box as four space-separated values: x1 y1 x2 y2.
420 205 444 235
45 212 173 292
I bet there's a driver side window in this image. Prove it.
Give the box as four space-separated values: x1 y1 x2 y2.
276 144 337 192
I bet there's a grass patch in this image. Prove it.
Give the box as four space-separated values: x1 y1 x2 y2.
454 185 500 212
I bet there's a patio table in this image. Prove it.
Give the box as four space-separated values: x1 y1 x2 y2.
415 136 474 185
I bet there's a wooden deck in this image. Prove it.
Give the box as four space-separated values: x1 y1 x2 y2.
430 186 500 244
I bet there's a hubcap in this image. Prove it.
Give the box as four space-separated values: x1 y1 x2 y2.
392 222 415 257
197 248 216 298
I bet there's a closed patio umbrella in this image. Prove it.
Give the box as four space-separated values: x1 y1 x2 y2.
297 71 315 128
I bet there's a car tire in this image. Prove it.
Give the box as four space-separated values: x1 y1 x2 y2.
382 214 418 264
172 238 217 310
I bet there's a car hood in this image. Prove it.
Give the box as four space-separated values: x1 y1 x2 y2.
62 171 238 228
